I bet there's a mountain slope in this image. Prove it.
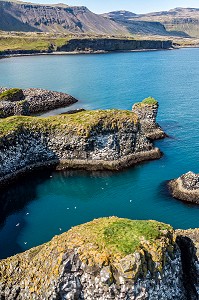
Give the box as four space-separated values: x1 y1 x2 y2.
137 8 199 37
0 0 129 35
102 10 177 36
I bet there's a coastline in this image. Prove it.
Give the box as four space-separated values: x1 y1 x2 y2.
0 47 175 60
0 148 161 187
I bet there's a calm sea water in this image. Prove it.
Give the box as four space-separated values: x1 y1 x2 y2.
0 49 199 259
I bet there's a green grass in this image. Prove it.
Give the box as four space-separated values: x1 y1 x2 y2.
69 217 172 256
0 109 138 138
134 96 158 107
0 88 23 101
0 36 70 52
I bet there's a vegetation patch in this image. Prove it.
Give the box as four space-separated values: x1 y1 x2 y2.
134 96 158 107
0 88 24 102
0 109 139 138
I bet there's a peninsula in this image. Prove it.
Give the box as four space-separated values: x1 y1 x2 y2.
0 109 162 186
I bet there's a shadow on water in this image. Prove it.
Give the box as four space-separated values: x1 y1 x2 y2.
0 168 55 228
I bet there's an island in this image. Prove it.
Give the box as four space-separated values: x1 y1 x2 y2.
168 171 199 204
0 217 198 299
0 87 78 117
0 109 162 186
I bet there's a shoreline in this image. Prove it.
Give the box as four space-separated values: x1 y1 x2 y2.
0 148 162 188
0 48 175 60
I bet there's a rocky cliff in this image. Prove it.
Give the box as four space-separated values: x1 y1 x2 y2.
132 97 165 140
0 110 161 185
57 38 172 53
0 87 78 117
0 217 188 300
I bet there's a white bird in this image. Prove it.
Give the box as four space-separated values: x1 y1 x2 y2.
130 200 132 203
74 207 77 209
16 223 20 227
26 213 29 215
59 228 62 231
67 208 70 210
24 242 27 245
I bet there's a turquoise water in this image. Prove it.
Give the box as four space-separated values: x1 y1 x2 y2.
0 49 199 259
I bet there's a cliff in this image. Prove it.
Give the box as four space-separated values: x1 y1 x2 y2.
57 38 172 53
0 110 162 185
168 171 199 204
0 87 78 117
132 97 166 140
0 217 187 299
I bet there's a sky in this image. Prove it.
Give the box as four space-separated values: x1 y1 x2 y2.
29 0 199 14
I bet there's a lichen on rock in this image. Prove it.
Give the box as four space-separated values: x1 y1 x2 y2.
0 217 186 300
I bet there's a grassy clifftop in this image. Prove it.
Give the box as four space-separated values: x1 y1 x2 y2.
0 217 174 295
0 109 139 138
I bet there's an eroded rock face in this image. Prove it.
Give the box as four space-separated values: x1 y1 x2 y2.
0 110 161 185
132 100 165 140
0 87 78 117
58 38 172 53
0 217 187 300
168 171 199 204
176 228 199 299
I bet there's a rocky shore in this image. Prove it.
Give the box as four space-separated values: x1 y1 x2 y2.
0 87 78 117
0 110 162 186
0 217 198 300
168 171 199 204
132 97 166 140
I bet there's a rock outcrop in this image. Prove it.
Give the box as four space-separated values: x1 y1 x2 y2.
0 87 78 117
0 110 161 185
168 171 199 204
132 97 166 140
176 228 199 299
0 217 187 300
57 38 173 53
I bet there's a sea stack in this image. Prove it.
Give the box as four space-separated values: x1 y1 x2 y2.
132 97 166 140
168 171 199 204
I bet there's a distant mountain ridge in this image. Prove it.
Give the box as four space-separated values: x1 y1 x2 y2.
0 0 129 35
0 1 199 38
103 8 199 38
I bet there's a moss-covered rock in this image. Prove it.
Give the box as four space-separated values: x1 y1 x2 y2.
0 217 184 300
0 88 24 102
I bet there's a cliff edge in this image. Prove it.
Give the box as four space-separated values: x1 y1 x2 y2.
0 217 186 300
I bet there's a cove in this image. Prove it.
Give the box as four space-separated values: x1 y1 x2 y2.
0 48 199 259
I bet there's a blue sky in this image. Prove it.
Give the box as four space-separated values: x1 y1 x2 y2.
30 0 199 14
